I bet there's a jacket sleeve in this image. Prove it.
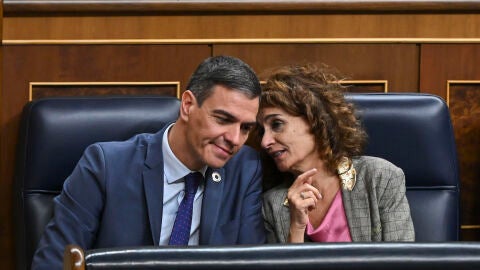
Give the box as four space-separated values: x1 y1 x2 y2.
378 166 415 241
31 144 107 270
237 152 267 244
262 192 282 243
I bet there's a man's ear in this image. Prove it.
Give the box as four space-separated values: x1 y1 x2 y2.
180 90 196 121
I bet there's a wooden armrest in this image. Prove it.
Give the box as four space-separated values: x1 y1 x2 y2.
64 244 85 270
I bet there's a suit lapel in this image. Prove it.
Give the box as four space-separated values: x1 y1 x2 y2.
199 167 225 244
142 128 168 245
143 166 164 245
278 190 291 243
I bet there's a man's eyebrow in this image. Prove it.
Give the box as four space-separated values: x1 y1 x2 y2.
212 109 256 125
212 109 237 121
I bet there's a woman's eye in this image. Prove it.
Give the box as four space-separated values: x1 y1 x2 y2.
271 120 283 130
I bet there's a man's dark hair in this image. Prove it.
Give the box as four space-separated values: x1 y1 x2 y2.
186 55 261 106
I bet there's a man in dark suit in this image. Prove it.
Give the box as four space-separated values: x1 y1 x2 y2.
32 56 266 269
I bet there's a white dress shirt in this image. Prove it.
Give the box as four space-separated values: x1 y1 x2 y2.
160 123 206 245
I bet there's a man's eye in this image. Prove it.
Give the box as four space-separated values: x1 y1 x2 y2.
241 124 254 133
215 116 229 124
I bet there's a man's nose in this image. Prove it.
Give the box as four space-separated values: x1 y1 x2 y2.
225 124 242 146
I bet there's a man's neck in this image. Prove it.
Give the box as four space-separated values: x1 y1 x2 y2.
168 122 203 171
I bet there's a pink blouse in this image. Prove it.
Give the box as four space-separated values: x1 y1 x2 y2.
306 190 352 242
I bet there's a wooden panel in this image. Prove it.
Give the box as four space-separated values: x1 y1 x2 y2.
260 80 387 93
339 80 388 93
213 44 418 93
448 83 480 240
5 0 480 14
420 44 480 240
4 14 480 40
0 44 210 269
462 229 480 241
30 82 180 100
420 44 480 100
0 2 7 270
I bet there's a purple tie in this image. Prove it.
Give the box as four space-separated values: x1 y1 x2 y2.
169 172 202 245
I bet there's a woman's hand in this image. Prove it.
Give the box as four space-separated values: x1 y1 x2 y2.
287 168 322 243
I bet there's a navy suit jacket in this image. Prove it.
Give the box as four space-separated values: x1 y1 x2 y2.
32 125 266 269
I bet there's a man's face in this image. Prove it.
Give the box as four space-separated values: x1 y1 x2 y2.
184 85 259 169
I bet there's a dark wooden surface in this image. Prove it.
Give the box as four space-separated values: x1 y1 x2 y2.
214 44 419 93
31 84 179 100
420 44 480 239
4 0 480 14
0 1 6 269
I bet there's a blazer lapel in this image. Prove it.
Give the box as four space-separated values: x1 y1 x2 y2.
143 165 164 245
142 129 167 245
199 167 225 244
278 190 291 243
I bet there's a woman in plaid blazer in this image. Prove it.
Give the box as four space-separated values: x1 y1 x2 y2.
257 64 414 243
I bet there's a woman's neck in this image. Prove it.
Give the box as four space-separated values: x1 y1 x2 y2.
291 159 340 194
312 173 340 195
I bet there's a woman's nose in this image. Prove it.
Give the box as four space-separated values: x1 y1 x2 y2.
260 130 274 149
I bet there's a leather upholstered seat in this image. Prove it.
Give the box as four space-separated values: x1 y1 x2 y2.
14 96 180 270
14 93 460 270
346 93 460 241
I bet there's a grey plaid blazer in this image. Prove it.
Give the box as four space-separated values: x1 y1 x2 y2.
262 156 415 243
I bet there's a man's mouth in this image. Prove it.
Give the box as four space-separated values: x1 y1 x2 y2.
215 144 233 156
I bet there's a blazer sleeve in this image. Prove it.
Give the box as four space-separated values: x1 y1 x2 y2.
237 152 267 244
378 166 415 241
262 186 291 244
31 144 107 270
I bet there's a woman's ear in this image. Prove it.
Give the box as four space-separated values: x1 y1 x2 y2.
179 90 196 121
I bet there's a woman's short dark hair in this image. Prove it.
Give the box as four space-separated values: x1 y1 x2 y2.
187 55 261 106
260 63 367 174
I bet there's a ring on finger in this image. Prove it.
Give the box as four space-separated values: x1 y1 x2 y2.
300 192 306 200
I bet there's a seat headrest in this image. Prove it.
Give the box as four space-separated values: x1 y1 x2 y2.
18 96 180 192
346 93 459 188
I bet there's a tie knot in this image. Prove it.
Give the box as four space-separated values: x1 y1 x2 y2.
185 172 202 194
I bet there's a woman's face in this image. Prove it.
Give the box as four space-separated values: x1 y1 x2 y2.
259 107 319 174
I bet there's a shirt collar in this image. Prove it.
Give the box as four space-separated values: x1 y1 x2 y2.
162 123 207 184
